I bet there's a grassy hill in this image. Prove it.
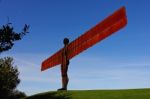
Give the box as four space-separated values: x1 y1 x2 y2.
24 89 150 99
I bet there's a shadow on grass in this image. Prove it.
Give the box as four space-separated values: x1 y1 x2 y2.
25 91 71 99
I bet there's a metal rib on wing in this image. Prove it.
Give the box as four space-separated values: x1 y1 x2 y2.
41 6 127 71
67 7 127 59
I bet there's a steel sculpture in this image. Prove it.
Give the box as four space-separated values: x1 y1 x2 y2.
41 6 127 90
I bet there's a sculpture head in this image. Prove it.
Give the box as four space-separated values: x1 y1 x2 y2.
63 38 69 45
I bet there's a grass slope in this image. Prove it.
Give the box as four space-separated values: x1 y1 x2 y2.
24 89 150 99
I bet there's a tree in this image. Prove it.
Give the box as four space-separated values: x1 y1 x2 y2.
0 23 29 53
0 22 29 98
0 57 26 99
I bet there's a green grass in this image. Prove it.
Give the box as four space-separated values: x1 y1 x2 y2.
24 89 150 99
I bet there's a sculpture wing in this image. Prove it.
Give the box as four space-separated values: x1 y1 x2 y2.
67 6 127 59
41 48 63 71
41 6 127 71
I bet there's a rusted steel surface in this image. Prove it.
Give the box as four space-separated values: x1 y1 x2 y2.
41 6 127 71
41 48 63 71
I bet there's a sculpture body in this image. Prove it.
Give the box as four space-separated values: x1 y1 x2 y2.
58 38 69 90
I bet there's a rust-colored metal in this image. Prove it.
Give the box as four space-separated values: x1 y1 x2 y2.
41 6 127 71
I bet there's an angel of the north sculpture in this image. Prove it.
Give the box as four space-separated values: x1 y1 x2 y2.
41 6 127 90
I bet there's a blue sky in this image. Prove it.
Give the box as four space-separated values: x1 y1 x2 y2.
0 0 150 96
